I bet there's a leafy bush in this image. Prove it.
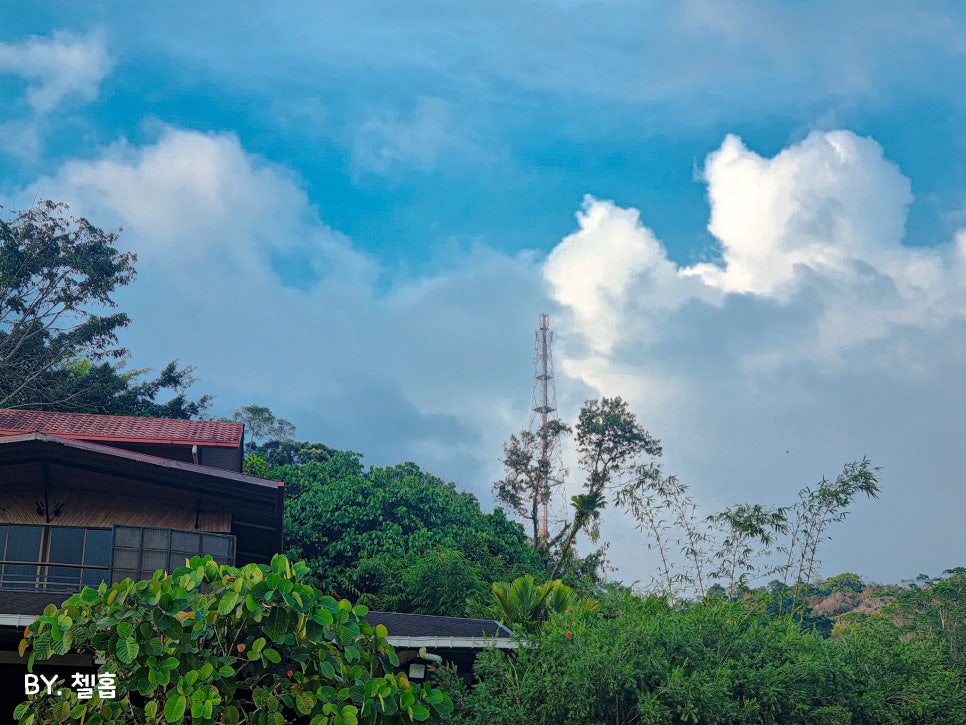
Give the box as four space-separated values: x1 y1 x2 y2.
17 555 452 724
451 592 966 724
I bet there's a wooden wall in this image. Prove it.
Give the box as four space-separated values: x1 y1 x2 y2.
0 462 231 532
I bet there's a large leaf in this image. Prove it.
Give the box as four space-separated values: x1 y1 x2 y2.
115 637 139 664
164 693 186 723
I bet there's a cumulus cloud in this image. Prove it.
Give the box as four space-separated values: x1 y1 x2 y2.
13 124 966 585
552 131 966 372
0 29 113 114
543 129 966 584
17 125 545 494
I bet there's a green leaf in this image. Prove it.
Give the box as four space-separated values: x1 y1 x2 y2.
218 591 240 616
265 607 294 642
143 636 164 656
341 704 359 725
223 705 240 725
52 699 70 723
116 637 140 664
271 553 289 576
252 636 266 655
410 704 430 721
296 691 315 715
164 693 187 723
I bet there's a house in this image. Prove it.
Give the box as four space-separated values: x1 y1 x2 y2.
0 408 284 717
0 407 513 714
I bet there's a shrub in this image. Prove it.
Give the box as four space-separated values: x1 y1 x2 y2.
16 555 452 724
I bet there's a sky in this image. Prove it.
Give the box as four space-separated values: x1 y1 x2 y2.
2 1 965 590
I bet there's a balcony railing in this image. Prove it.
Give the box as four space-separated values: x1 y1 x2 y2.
0 560 111 593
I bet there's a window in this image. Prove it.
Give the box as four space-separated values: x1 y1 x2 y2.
111 525 235 584
0 525 112 592
0 525 236 591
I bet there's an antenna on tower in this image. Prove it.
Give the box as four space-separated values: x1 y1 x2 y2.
530 313 558 540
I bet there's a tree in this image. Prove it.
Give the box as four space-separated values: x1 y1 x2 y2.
17 555 453 724
231 405 296 452
23 357 212 418
616 468 714 598
778 457 881 615
1 201 137 408
280 454 544 616
493 420 570 551
617 459 880 603
708 503 788 599
250 439 337 467
888 567 966 668
493 397 662 582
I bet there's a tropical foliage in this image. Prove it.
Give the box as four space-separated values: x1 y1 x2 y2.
441 585 966 724
1 200 210 416
17 555 452 724
473 575 599 636
257 450 545 616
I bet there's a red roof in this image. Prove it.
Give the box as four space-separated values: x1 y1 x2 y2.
0 408 243 448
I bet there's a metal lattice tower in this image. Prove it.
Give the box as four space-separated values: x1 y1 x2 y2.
530 313 558 539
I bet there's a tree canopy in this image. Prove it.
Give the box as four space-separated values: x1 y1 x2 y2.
22 357 211 418
258 451 545 617
494 397 662 581
0 200 211 417
0 201 136 409
232 405 296 452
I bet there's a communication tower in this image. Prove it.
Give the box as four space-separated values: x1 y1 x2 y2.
530 313 558 539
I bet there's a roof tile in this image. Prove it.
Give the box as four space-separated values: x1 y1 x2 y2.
0 409 243 447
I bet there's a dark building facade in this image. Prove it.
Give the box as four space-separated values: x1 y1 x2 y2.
0 409 283 717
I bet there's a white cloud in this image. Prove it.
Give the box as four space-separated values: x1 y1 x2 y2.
550 132 966 372
544 195 715 356
18 125 545 495
42 127 371 280
543 129 966 585
690 131 913 298
0 29 113 114
14 124 966 586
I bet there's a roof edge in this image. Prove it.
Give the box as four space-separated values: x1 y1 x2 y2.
0 433 279 489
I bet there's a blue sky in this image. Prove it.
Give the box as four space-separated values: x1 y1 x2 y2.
2 1 966 589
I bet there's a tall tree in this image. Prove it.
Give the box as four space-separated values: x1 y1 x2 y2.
494 397 663 581
231 404 296 451
36 358 212 418
0 201 136 408
493 420 570 550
